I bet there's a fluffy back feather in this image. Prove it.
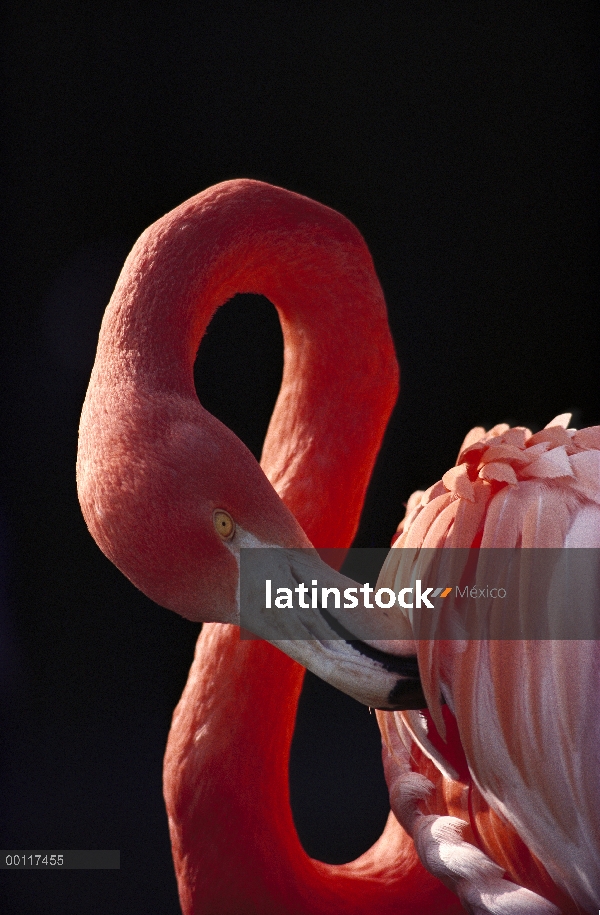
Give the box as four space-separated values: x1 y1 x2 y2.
378 415 600 913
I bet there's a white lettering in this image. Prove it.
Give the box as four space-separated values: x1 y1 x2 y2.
360 583 374 608
343 587 358 608
275 588 293 609
311 580 318 608
398 588 413 609
375 587 396 608
294 583 309 608
321 587 341 609
416 579 434 609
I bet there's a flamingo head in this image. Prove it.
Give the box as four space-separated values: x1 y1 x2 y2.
77 386 313 623
77 376 423 710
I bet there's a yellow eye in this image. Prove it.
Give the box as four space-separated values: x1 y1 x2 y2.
213 510 235 540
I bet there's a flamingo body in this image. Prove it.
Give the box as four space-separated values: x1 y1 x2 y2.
377 417 600 913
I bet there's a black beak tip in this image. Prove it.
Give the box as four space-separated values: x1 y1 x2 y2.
385 677 428 711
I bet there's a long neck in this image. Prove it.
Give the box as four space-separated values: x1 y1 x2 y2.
166 626 460 915
100 178 398 546
161 181 458 912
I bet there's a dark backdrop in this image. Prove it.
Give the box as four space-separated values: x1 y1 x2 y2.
1 3 597 913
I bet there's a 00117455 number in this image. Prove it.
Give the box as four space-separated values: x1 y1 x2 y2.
5 853 64 866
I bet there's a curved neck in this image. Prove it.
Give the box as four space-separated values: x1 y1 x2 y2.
166 626 460 915
154 181 452 913
101 179 398 546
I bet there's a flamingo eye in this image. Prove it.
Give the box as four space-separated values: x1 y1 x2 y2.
213 510 235 540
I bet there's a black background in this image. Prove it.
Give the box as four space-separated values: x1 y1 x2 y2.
1 3 597 913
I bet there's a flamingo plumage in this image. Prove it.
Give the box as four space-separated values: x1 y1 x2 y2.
376 417 600 913
77 179 599 913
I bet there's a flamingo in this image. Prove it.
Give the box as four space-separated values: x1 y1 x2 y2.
76 179 598 913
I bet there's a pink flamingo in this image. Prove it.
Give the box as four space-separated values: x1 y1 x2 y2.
77 179 598 913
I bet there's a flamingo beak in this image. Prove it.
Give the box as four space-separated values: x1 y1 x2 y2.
237 547 427 711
